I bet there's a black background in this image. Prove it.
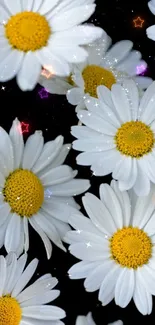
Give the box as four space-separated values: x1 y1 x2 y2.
0 0 155 324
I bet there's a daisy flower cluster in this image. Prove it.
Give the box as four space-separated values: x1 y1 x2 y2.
1 0 155 324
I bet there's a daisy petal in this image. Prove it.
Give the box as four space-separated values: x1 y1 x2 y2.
139 81 155 116
40 165 75 186
17 276 58 303
36 48 70 77
133 162 150 196
32 136 63 174
0 126 14 173
22 320 64 325
68 261 101 279
0 5 9 22
5 213 22 253
132 187 155 229
73 137 115 152
50 217 71 242
50 144 71 168
91 150 121 176
148 1 155 14
99 263 121 305
21 0 34 11
51 25 103 46
82 193 116 235
21 290 60 307
32 213 65 251
3 0 21 15
133 270 152 315
12 258 38 297
39 0 59 15
104 40 133 66
66 230 107 246
122 79 139 121
39 76 72 95
51 46 88 64
0 203 10 226
76 151 103 166
69 242 107 261
140 93 155 124
111 180 131 227
115 268 135 308
22 305 66 320
22 131 44 170
0 50 23 82
29 218 52 260
9 118 24 169
144 212 155 236
23 217 29 252
118 159 137 191
139 265 155 295
84 260 114 292
146 25 155 41
17 52 41 91
111 84 131 122
50 5 96 31
99 184 123 229
48 179 90 196
3 253 17 294
42 200 78 222
68 214 103 236
77 110 116 135
10 253 28 293
67 88 84 105
0 256 6 296
134 76 152 90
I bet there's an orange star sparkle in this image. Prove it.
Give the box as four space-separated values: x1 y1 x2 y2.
133 16 145 28
41 68 53 79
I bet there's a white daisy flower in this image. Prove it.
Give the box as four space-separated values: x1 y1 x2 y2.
0 118 90 259
147 0 155 40
0 252 66 325
71 80 155 196
65 181 155 315
39 31 152 111
76 312 123 325
0 0 102 91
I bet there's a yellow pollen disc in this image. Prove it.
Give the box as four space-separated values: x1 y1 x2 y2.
82 65 116 97
5 11 51 52
0 296 22 325
115 121 154 158
3 169 44 217
67 74 75 86
110 227 152 269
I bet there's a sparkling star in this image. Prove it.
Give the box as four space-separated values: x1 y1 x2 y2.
133 16 144 28
38 88 49 99
41 68 53 79
136 64 147 75
86 242 92 248
17 122 30 134
1 86 6 90
76 229 82 234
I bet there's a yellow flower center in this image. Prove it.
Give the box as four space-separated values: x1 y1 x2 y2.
115 121 154 158
0 296 22 325
110 227 152 269
3 169 44 217
5 11 51 52
82 65 116 97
